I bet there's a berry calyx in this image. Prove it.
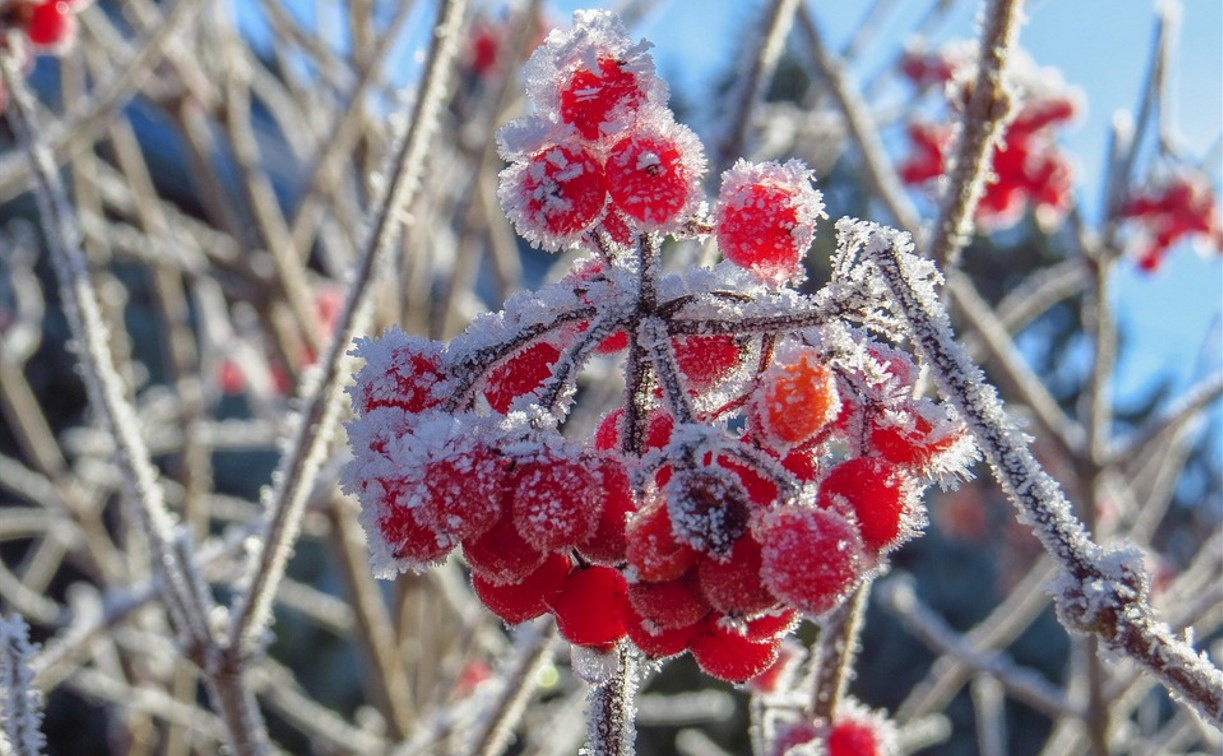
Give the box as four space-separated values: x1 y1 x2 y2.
664 466 751 556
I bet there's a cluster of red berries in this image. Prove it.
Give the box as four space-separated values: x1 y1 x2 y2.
344 11 971 685
1120 171 1222 272
898 45 1077 229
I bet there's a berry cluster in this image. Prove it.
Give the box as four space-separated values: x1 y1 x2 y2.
344 11 973 685
1120 171 1222 272
898 44 1077 229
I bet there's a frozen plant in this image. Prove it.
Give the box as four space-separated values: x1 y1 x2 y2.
343 10 979 753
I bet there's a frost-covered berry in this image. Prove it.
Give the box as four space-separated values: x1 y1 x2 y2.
742 608 799 641
664 467 751 556
689 617 781 683
499 143 608 250
869 408 961 472
758 507 864 615
752 347 840 448
560 57 646 140
771 721 820 756
816 458 907 552
372 478 453 568
463 508 548 585
472 553 572 625
546 566 630 650
627 573 710 630
605 122 705 229
511 452 603 551
672 334 742 392
625 502 697 582
697 535 778 616
716 160 825 284
577 457 637 564
414 447 505 542
826 703 898 756
351 329 448 415
482 341 561 413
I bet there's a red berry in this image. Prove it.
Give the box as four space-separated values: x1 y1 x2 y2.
511 454 603 551
664 467 751 556
25 1 75 48
546 566 630 649
624 605 698 659
372 478 452 566
869 409 960 470
354 332 447 415
752 348 840 448
577 458 637 565
605 125 704 228
625 502 697 582
671 334 741 392
472 553 572 624
716 160 824 283
483 341 561 413
500 144 607 249
627 572 711 630
463 509 548 585
415 448 506 542
689 618 781 683
758 507 864 615
697 536 778 616
828 719 883 756
748 642 797 694
816 458 907 552
559 57 644 140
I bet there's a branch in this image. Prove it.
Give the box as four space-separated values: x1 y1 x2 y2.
847 219 1223 725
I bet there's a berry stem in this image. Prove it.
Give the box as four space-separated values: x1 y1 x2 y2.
810 582 869 722
584 645 640 756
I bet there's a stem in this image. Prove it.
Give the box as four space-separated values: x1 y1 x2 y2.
584 646 639 756
926 0 1024 270
810 583 869 722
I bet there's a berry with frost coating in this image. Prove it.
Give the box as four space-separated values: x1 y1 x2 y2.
560 57 645 140
759 507 865 615
627 572 711 630
697 535 778 616
577 457 637 564
414 447 505 542
753 347 840 448
373 478 453 567
499 143 608 250
510 453 603 551
624 605 698 659
351 330 447 415
482 341 561 413
605 123 705 229
665 466 751 556
672 334 742 392
716 160 825 283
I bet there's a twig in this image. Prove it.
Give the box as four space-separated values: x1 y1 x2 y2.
850 219 1223 724
926 0 1024 270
